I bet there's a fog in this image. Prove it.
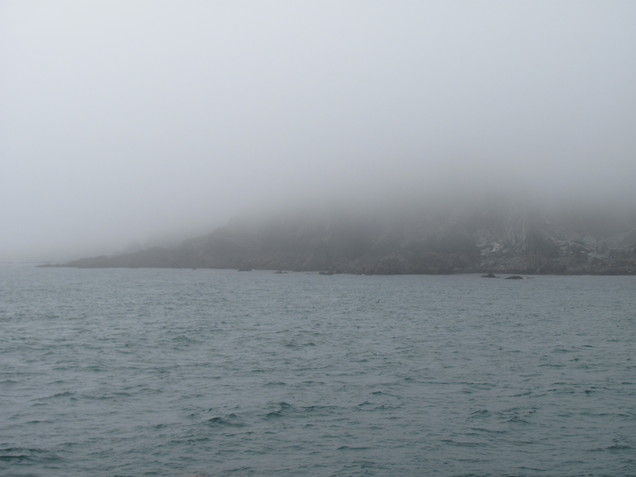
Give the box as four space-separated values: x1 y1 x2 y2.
1 1 635 261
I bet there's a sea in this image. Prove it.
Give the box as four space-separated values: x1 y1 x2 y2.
1 264 634 477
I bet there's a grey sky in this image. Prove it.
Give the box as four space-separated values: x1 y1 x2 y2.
1 1 635 260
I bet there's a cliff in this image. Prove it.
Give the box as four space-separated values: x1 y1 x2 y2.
64 200 636 274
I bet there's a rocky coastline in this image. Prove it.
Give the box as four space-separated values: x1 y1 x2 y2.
59 201 636 275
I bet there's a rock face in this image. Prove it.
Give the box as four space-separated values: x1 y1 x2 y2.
65 200 636 274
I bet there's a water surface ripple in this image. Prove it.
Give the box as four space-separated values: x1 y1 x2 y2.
1 265 634 476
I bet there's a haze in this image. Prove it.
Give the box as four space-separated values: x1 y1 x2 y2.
1 1 635 261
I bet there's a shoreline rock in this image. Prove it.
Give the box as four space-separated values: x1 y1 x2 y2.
59 202 636 275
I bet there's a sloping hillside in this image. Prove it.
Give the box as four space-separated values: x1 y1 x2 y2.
65 199 636 274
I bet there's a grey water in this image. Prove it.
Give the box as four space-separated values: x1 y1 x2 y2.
1 264 634 477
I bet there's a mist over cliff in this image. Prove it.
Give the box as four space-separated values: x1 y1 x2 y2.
65 186 636 274
2 2 635 262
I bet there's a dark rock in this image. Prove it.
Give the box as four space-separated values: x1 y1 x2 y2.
62 199 636 275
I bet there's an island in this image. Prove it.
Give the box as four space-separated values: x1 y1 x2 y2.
56 196 636 275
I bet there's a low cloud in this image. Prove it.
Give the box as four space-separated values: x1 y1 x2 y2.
1 1 634 260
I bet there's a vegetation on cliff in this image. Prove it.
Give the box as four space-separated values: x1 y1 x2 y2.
65 198 636 274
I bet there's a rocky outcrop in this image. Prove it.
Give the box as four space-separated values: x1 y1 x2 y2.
64 201 636 274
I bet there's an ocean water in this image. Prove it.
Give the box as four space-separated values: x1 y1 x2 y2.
1 265 634 477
